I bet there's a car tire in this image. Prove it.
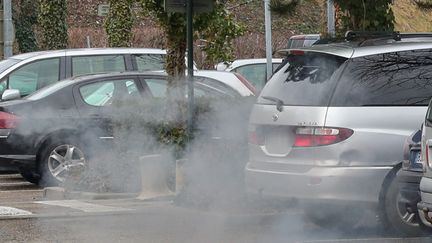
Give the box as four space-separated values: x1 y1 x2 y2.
38 138 87 187
383 175 429 236
18 168 40 185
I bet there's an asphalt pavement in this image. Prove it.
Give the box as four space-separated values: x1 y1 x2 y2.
0 174 431 243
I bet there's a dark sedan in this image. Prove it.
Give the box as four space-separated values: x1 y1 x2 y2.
395 128 429 235
0 72 250 186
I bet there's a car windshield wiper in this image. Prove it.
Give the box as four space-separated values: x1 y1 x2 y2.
262 96 284 112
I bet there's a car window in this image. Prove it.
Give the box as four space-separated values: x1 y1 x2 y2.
79 79 139 107
144 78 168 98
133 54 165 71
332 49 432 106
143 78 233 99
234 64 267 90
72 55 126 76
196 77 239 98
25 80 74 101
7 58 60 96
259 52 347 106
0 58 20 73
287 39 304 48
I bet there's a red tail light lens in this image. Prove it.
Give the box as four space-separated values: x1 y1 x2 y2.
0 111 18 129
249 127 265 145
234 73 257 96
293 127 353 147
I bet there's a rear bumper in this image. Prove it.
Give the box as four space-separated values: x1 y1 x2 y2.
419 177 432 227
245 162 392 204
396 169 422 215
418 201 432 227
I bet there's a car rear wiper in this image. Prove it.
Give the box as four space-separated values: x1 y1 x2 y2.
262 96 284 112
361 104 426 106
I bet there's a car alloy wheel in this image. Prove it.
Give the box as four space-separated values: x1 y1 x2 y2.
47 144 86 182
396 192 419 227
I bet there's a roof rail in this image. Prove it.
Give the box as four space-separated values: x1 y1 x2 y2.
344 31 401 41
399 32 432 39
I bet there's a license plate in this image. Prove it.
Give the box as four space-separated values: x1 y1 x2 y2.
410 150 422 165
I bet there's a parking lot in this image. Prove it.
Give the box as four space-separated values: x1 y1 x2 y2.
0 173 429 242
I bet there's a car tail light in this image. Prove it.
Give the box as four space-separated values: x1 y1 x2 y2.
234 73 257 96
0 111 18 129
427 143 432 168
249 126 265 145
293 127 353 147
288 50 305 56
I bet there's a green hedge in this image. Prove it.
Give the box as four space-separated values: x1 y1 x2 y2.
38 0 68 50
105 0 134 47
13 0 39 53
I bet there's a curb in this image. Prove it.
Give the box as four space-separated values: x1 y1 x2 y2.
43 187 139 201
43 187 176 202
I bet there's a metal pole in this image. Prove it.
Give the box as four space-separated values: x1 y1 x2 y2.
86 36 91 48
187 0 194 139
3 0 13 58
327 0 335 37
264 0 272 83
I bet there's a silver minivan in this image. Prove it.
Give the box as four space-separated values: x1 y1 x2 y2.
419 101 432 229
246 34 432 234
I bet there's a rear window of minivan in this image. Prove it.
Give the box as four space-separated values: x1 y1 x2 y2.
331 49 432 106
258 52 347 106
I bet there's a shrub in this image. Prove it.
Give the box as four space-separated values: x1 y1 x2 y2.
38 0 68 50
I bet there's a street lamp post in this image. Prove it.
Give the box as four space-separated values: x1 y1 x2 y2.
3 0 12 58
264 0 272 82
327 0 335 37
187 0 194 139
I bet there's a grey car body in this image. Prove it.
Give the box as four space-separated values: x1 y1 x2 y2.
246 35 432 232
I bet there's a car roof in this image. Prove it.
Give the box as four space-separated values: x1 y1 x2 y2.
279 40 432 59
289 34 320 40
194 70 254 96
9 48 167 60
222 58 283 72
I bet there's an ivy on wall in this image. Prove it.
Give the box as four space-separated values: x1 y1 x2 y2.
269 0 301 15
414 0 432 8
140 0 244 79
13 0 39 53
105 0 134 47
334 0 394 33
38 0 68 50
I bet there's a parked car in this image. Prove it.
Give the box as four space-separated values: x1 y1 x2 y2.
194 70 256 96
0 71 253 186
216 59 283 91
396 129 429 235
418 100 432 229
0 48 194 100
245 32 432 234
287 34 320 48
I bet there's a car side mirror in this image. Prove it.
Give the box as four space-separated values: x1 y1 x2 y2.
2 89 21 101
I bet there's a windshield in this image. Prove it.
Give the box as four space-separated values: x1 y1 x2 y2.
0 58 20 73
25 80 73 101
258 52 347 106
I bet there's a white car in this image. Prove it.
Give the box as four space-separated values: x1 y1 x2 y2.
0 48 197 99
216 58 283 91
194 70 256 97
